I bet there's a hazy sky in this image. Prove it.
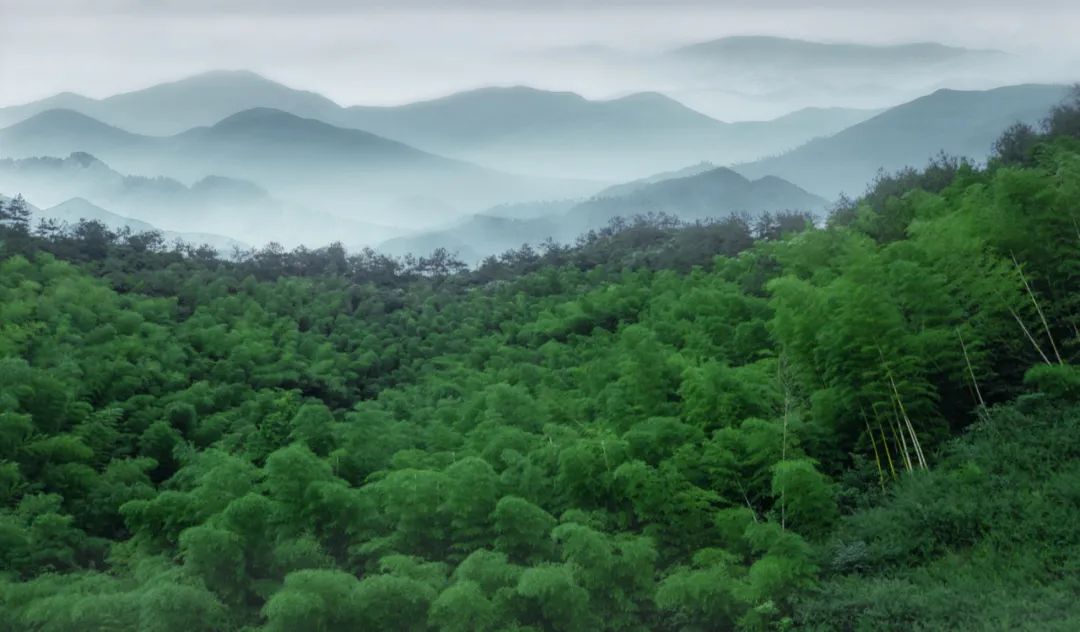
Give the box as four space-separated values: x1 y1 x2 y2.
2 0 1078 109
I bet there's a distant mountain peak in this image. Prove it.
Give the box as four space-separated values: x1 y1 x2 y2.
427 85 588 106
4 109 133 137
209 107 326 130
53 196 103 209
191 175 268 198
137 69 284 91
68 150 105 165
14 108 104 127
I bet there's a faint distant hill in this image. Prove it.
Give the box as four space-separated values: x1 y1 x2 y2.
380 214 563 263
574 166 827 228
0 70 343 135
734 84 1071 197
37 197 248 254
0 108 596 228
669 36 1002 68
382 165 826 263
657 35 1015 123
0 110 146 159
0 152 402 249
594 162 718 198
482 199 579 221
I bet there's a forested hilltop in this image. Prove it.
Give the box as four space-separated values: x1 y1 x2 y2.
1 92 1079 631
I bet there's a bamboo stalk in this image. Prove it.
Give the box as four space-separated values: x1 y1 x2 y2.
879 423 897 479
877 348 917 471
889 398 914 472
1013 254 1063 364
1007 304 1053 365
865 418 886 490
957 328 988 418
878 349 927 470
890 372 927 470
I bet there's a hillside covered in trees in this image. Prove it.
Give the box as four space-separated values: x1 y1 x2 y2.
1 93 1079 631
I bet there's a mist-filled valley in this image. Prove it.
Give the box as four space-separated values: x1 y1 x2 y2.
3 2 1080 630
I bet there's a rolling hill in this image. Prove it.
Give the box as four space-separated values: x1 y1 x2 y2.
734 83 1072 197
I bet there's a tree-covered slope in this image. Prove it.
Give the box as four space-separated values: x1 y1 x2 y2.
0 91 1078 631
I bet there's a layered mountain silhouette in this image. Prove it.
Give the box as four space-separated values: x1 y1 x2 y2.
0 71 879 181
339 86 876 179
657 36 1017 121
1 68 1066 251
382 165 826 262
735 84 1071 197
0 108 598 227
0 153 402 248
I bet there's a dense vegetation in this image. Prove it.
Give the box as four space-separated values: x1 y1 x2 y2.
1 91 1079 631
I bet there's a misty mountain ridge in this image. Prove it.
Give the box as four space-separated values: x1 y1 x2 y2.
658 35 1028 121
0 152 404 249
574 166 827 228
382 164 826 263
734 83 1071 197
0 70 343 136
339 84 878 179
594 162 718 198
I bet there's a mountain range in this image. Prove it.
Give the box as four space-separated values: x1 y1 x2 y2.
0 71 880 181
0 61 1072 254
0 107 598 228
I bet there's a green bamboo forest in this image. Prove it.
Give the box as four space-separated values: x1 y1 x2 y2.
1 94 1080 631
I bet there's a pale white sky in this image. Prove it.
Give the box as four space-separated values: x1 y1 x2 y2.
1 0 1078 109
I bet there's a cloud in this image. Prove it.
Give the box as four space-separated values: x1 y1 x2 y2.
1 0 1076 113
5 0 1074 14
